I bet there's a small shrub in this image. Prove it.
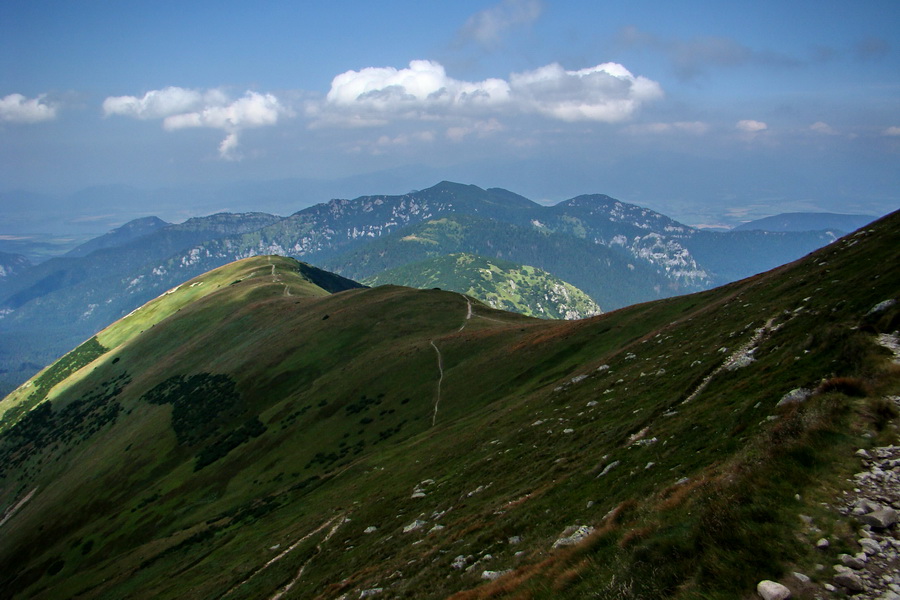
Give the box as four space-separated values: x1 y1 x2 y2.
816 377 870 397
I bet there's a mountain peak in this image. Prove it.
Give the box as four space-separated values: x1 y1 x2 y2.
64 215 172 258
430 180 484 193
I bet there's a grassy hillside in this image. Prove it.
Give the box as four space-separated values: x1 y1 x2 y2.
325 213 678 311
0 214 898 599
364 253 602 319
0 212 285 398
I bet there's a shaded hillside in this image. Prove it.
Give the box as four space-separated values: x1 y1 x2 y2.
365 253 602 320
0 212 898 599
324 213 678 311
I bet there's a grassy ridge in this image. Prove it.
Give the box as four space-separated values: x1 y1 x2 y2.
364 252 602 319
0 215 897 599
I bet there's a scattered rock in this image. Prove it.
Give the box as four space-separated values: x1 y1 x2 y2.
853 498 882 515
867 299 896 315
364 526 377 534
858 508 899 530
816 537 830 549
792 572 810 584
596 461 620 478
451 555 467 569
834 571 866 593
859 537 881 555
757 580 792 600
552 525 594 548
402 520 426 533
777 387 812 407
841 553 867 569
832 444 900 600
359 588 383 598
481 570 510 581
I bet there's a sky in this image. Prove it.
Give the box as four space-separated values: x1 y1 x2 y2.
1 0 899 230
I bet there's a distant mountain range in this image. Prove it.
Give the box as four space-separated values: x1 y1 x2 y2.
1 206 897 599
733 212 875 233
0 182 847 396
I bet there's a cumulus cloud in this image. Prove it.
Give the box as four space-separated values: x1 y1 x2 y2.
102 87 223 120
736 119 768 133
324 60 510 117
509 62 663 122
458 0 542 47
882 126 900 137
317 59 661 126
810 121 838 135
162 91 282 131
103 87 286 159
0 93 58 123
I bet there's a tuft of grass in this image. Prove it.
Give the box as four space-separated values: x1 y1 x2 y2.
866 397 900 431
816 376 871 397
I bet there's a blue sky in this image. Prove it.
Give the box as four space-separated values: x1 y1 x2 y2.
1 0 898 228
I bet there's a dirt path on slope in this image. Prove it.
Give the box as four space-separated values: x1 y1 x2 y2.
220 513 346 599
268 516 347 600
430 341 444 426
0 487 37 529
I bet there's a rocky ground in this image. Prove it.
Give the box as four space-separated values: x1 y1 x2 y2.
758 397 900 600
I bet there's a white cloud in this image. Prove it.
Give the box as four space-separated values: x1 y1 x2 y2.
324 60 510 116
318 59 661 126
459 0 542 47
810 121 838 135
162 91 283 131
102 87 217 119
509 62 663 122
0 93 58 123
736 119 767 133
883 126 900 136
218 132 241 161
103 87 287 159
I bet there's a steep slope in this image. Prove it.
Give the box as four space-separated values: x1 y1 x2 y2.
364 253 603 320
1 214 898 599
